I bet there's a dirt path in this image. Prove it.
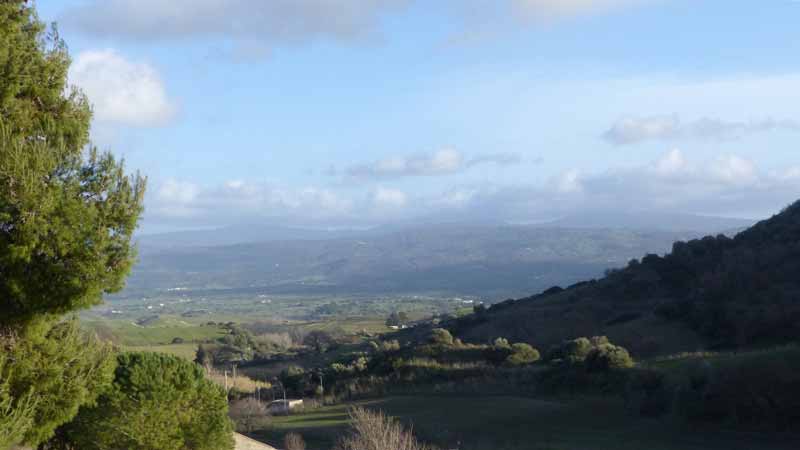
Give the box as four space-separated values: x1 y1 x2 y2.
235 433 280 450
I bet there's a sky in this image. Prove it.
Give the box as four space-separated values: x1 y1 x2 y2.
35 0 800 233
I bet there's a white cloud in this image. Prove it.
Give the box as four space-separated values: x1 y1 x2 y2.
553 169 583 193
148 179 356 226
652 148 688 176
145 150 800 229
62 0 652 56
603 114 800 145
512 0 649 21
63 0 407 56
708 155 758 186
69 50 176 126
344 149 524 179
371 187 409 209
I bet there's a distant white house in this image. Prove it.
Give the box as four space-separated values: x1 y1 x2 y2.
268 399 303 415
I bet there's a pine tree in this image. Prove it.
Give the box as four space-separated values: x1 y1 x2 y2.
1 0 145 325
54 352 235 450
0 2 145 447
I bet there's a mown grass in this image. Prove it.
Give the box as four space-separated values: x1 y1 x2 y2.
121 343 200 360
252 395 800 450
84 317 226 346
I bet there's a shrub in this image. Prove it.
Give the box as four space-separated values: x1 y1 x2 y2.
171 337 185 344
549 336 632 369
284 433 307 450
429 328 454 346
335 407 433 450
585 344 635 371
506 343 541 366
53 352 234 450
493 337 511 349
304 330 335 353
559 337 593 363
229 398 269 433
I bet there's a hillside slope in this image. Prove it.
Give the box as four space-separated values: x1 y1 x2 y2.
450 201 800 356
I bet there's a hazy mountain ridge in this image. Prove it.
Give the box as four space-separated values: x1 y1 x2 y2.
119 213 746 299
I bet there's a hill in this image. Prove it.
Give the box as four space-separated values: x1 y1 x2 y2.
447 201 800 356
120 225 705 299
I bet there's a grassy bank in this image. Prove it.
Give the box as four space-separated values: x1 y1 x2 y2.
252 395 800 450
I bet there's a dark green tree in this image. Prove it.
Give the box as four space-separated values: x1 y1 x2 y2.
1 318 116 447
0 2 144 447
1 0 145 325
53 352 234 450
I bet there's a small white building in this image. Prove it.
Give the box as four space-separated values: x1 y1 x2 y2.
268 399 303 415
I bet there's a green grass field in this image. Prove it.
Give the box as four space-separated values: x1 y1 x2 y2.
121 343 200 360
252 395 800 450
83 317 226 346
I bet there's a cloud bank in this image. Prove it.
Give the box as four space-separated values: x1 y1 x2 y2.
146 150 800 230
343 149 525 180
62 0 651 54
511 0 650 21
604 114 800 145
62 0 408 53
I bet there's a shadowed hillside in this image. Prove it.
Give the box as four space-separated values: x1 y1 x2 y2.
448 201 800 356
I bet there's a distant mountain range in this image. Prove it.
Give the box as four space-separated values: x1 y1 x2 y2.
544 211 752 234
119 211 752 299
137 211 753 248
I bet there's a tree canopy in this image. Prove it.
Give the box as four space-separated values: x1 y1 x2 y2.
0 0 145 325
0 2 146 448
53 352 234 450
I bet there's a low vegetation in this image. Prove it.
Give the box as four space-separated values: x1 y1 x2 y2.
335 407 433 450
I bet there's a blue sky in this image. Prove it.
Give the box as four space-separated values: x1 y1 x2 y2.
35 0 800 232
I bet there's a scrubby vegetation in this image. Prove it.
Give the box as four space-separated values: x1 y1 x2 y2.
335 407 434 450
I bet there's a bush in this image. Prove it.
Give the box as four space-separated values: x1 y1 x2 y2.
335 407 433 450
429 328 454 346
53 352 234 450
284 433 307 450
506 343 541 366
549 336 632 369
585 344 635 371
493 337 511 349
229 398 269 433
547 337 593 363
